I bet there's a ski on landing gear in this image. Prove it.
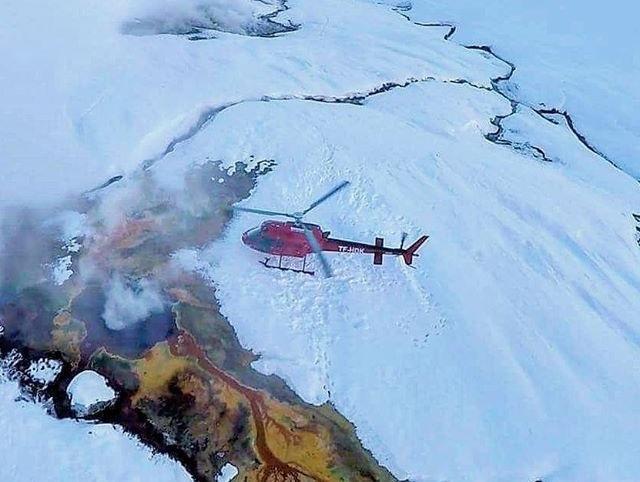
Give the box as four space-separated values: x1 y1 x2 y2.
260 255 315 275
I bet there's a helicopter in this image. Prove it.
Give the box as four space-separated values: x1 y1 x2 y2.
233 181 428 277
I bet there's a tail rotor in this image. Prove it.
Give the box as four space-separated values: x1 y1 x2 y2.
399 232 408 250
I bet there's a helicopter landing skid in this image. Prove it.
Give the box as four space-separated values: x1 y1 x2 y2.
260 256 315 276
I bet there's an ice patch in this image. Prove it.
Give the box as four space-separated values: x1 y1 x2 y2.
217 463 238 482
52 255 73 285
67 370 116 417
27 359 63 386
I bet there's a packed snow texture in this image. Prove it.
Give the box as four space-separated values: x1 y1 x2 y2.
0 0 504 208
2 0 640 481
400 0 640 178
67 371 117 417
0 378 191 482
162 79 640 481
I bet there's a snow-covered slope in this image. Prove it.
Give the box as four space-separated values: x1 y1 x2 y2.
2 0 640 480
157 75 640 481
399 0 640 178
0 0 503 208
0 378 191 482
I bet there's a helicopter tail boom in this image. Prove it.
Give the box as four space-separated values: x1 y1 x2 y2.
322 234 428 266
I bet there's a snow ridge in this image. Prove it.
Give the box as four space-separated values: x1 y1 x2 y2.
139 79 441 172
109 1 626 193
394 5 627 177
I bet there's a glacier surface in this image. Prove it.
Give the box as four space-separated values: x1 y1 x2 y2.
2 0 640 481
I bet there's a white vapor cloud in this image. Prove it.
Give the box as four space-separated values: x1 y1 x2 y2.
102 276 164 330
121 0 279 36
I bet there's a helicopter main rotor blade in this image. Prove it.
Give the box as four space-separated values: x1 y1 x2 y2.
232 206 297 219
302 180 350 216
302 225 333 278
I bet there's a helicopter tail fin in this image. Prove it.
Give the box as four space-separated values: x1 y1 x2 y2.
402 236 429 265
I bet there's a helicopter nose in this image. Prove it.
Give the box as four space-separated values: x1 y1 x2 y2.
242 228 260 247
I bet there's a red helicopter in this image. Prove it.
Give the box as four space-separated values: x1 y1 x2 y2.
233 181 428 277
